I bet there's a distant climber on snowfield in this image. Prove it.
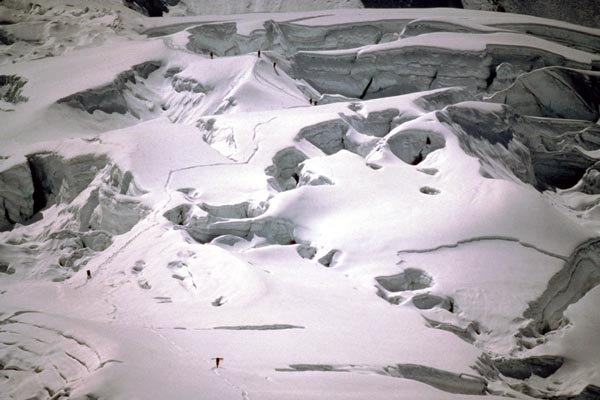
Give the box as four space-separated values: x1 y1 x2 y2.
212 357 224 368
273 61 279 75
309 98 313 105
210 51 214 59
258 50 261 58
86 270 92 279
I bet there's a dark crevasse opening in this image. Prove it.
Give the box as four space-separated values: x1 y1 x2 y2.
26 154 55 215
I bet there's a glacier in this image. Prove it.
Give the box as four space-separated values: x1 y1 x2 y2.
1 1 600 399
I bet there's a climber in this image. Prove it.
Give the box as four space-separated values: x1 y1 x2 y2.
210 51 214 59
86 270 92 279
309 98 313 105
212 357 224 368
258 49 261 58
273 61 279 75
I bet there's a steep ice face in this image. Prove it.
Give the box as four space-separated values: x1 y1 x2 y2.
488 67 600 121
170 0 364 16
381 127 446 166
292 31 598 100
523 239 600 336
57 62 161 116
0 153 108 231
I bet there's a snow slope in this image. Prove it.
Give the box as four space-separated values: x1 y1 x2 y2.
1 1 600 399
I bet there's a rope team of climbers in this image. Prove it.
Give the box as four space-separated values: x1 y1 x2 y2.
207 49 319 106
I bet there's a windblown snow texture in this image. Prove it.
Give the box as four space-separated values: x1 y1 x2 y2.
1 1 600 399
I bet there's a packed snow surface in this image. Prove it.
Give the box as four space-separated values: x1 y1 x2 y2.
1 1 600 399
